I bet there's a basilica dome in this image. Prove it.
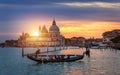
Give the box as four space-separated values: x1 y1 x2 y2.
49 20 60 32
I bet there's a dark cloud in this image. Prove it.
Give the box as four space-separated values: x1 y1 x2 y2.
0 0 120 5
0 3 120 22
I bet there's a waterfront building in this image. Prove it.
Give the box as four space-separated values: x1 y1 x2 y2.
65 37 85 47
102 29 120 42
18 20 65 47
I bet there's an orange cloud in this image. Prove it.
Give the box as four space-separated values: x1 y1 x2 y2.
58 20 120 38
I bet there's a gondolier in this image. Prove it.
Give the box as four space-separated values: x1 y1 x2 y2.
35 48 40 57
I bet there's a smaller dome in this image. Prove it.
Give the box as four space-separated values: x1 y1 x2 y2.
49 20 60 32
41 25 48 33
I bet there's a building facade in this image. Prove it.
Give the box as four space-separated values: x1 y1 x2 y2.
18 20 65 47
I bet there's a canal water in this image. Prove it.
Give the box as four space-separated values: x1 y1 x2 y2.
0 47 120 75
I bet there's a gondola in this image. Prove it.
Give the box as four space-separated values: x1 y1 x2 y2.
27 52 85 63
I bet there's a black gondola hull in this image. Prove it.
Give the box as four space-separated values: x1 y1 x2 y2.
27 54 84 63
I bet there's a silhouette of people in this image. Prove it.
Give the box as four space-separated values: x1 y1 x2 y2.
35 48 40 57
85 43 91 57
85 47 90 57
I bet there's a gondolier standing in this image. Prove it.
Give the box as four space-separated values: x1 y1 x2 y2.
85 43 90 57
35 48 40 57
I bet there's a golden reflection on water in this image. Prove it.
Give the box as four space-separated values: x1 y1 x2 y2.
63 62 84 75
59 48 120 75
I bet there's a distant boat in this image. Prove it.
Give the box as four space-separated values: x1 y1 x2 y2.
27 52 85 63
91 46 99 49
90 43 99 49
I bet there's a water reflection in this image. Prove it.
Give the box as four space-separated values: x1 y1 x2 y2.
26 61 86 75
0 48 120 75
21 47 120 75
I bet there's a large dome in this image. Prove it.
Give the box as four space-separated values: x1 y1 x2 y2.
49 20 60 32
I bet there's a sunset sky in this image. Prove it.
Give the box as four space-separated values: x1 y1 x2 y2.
0 0 120 42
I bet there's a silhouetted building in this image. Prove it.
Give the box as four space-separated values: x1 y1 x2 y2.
18 20 65 47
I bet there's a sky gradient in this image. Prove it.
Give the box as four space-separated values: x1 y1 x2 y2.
0 0 120 42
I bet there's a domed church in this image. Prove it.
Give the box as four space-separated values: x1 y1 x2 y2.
18 20 65 47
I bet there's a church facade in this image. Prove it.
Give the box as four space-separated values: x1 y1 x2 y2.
18 20 65 47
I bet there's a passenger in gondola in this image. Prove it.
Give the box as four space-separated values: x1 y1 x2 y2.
54 55 57 59
58 56 61 60
49 56 52 60
67 55 70 59
52 55 56 60
35 48 40 58
61 55 64 60
50 55 55 60
57 56 61 60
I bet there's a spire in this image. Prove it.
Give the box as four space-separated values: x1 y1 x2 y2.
52 19 56 25
39 26 41 32
39 26 41 35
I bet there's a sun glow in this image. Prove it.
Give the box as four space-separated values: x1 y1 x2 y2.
32 30 40 36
